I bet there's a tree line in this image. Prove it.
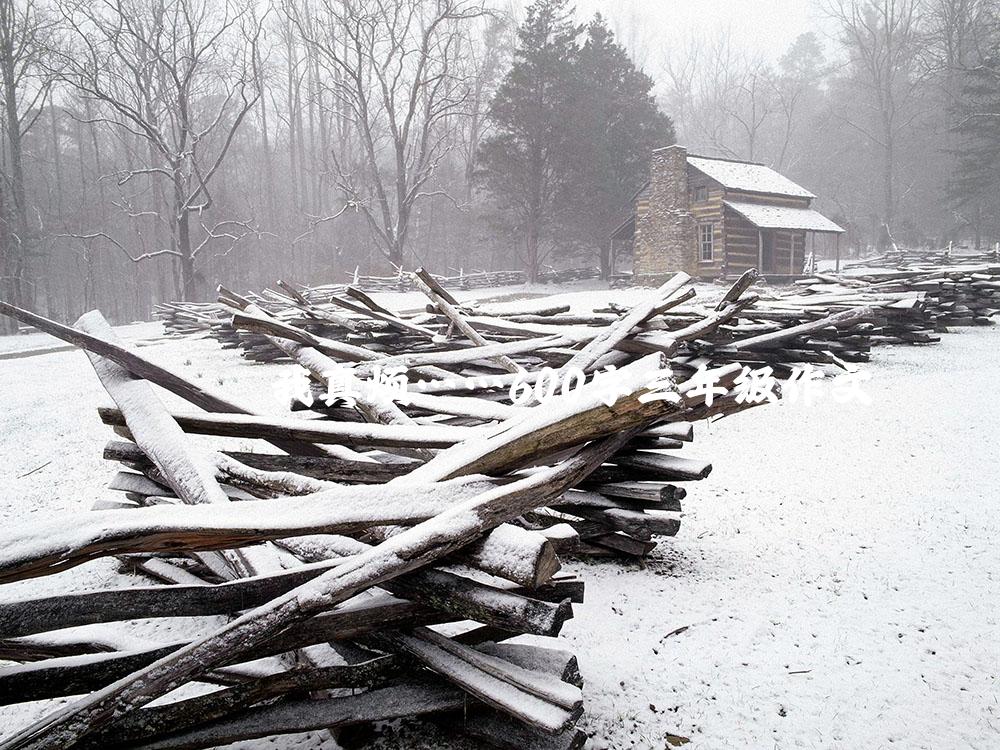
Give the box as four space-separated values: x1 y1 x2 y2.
661 0 1000 256
0 0 998 327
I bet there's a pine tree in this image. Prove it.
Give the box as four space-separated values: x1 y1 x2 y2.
949 48 1000 249
477 0 580 282
478 6 674 280
563 14 675 276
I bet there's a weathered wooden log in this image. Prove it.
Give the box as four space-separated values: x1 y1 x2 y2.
329 292 440 339
104 440 411 484
0 430 640 750
0 552 572 640
611 452 713 481
640 422 693 441
729 306 878 350
557 488 673 511
463 706 587 750
350 333 572 377
0 593 444 704
0 475 495 583
550 505 680 540
412 268 522 373
273 280 360 331
383 626 582 733
76 312 277 581
113 680 465 750
654 295 758 344
234 305 451 394
716 269 761 310
98 405 474 448
581 481 685 507
85 643 582 750
358 522 563 589
405 353 670 482
559 272 691 373
78 657 396 749
229 309 377 363
581 532 658 557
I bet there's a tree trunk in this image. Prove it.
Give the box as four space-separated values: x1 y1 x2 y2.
0 184 14 334
2 47 28 312
973 204 982 251
285 17 300 213
527 141 543 284
387 238 404 270
881 115 895 250
526 219 540 284
178 210 196 302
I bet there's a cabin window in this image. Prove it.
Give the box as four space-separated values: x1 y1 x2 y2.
694 185 709 202
699 223 714 261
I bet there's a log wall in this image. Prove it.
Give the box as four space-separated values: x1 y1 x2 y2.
721 191 810 279
689 170 725 280
624 168 815 282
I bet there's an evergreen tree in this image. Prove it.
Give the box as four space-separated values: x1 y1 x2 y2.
949 47 1000 249
563 14 675 276
478 5 674 280
477 0 580 282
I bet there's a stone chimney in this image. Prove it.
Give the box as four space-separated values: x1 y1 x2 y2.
634 145 697 282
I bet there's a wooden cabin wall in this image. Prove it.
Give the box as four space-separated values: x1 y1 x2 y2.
623 175 813 280
720 213 807 278
688 169 725 279
775 231 791 274
721 192 810 279
792 232 806 274
722 209 760 276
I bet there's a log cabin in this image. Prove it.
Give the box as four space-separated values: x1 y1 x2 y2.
609 145 845 283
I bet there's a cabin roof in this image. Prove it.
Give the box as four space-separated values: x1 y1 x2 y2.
689 155 815 199
610 214 636 241
723 200 845 233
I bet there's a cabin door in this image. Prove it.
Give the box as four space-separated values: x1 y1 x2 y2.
760 231 776 274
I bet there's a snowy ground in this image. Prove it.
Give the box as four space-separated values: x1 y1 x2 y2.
568 327 1000 749
1 288 998 749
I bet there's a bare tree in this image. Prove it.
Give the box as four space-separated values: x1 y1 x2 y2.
659 33 703 147
826 0 925 246
289 0 487 269
56 0 264 301
661 31 777 162
923 0 997 74
457 14 510 202
0 0 55 326
719 55 777 162
773 32 826 171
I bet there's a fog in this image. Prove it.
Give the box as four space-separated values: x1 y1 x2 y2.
0 0 997 327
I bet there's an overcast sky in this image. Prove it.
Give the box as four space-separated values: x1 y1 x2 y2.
513 0 838 72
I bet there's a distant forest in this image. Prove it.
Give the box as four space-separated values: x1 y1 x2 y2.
0 0 998 323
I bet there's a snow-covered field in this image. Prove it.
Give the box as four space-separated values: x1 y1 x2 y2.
1 291 998 749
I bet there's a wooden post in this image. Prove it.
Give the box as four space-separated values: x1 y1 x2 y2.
835 234 841 273
757 229 763 272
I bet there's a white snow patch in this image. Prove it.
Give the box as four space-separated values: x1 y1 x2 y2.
2 317 998 749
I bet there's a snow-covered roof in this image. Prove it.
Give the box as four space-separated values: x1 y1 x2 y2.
689 156 815 198
723 201 845 233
